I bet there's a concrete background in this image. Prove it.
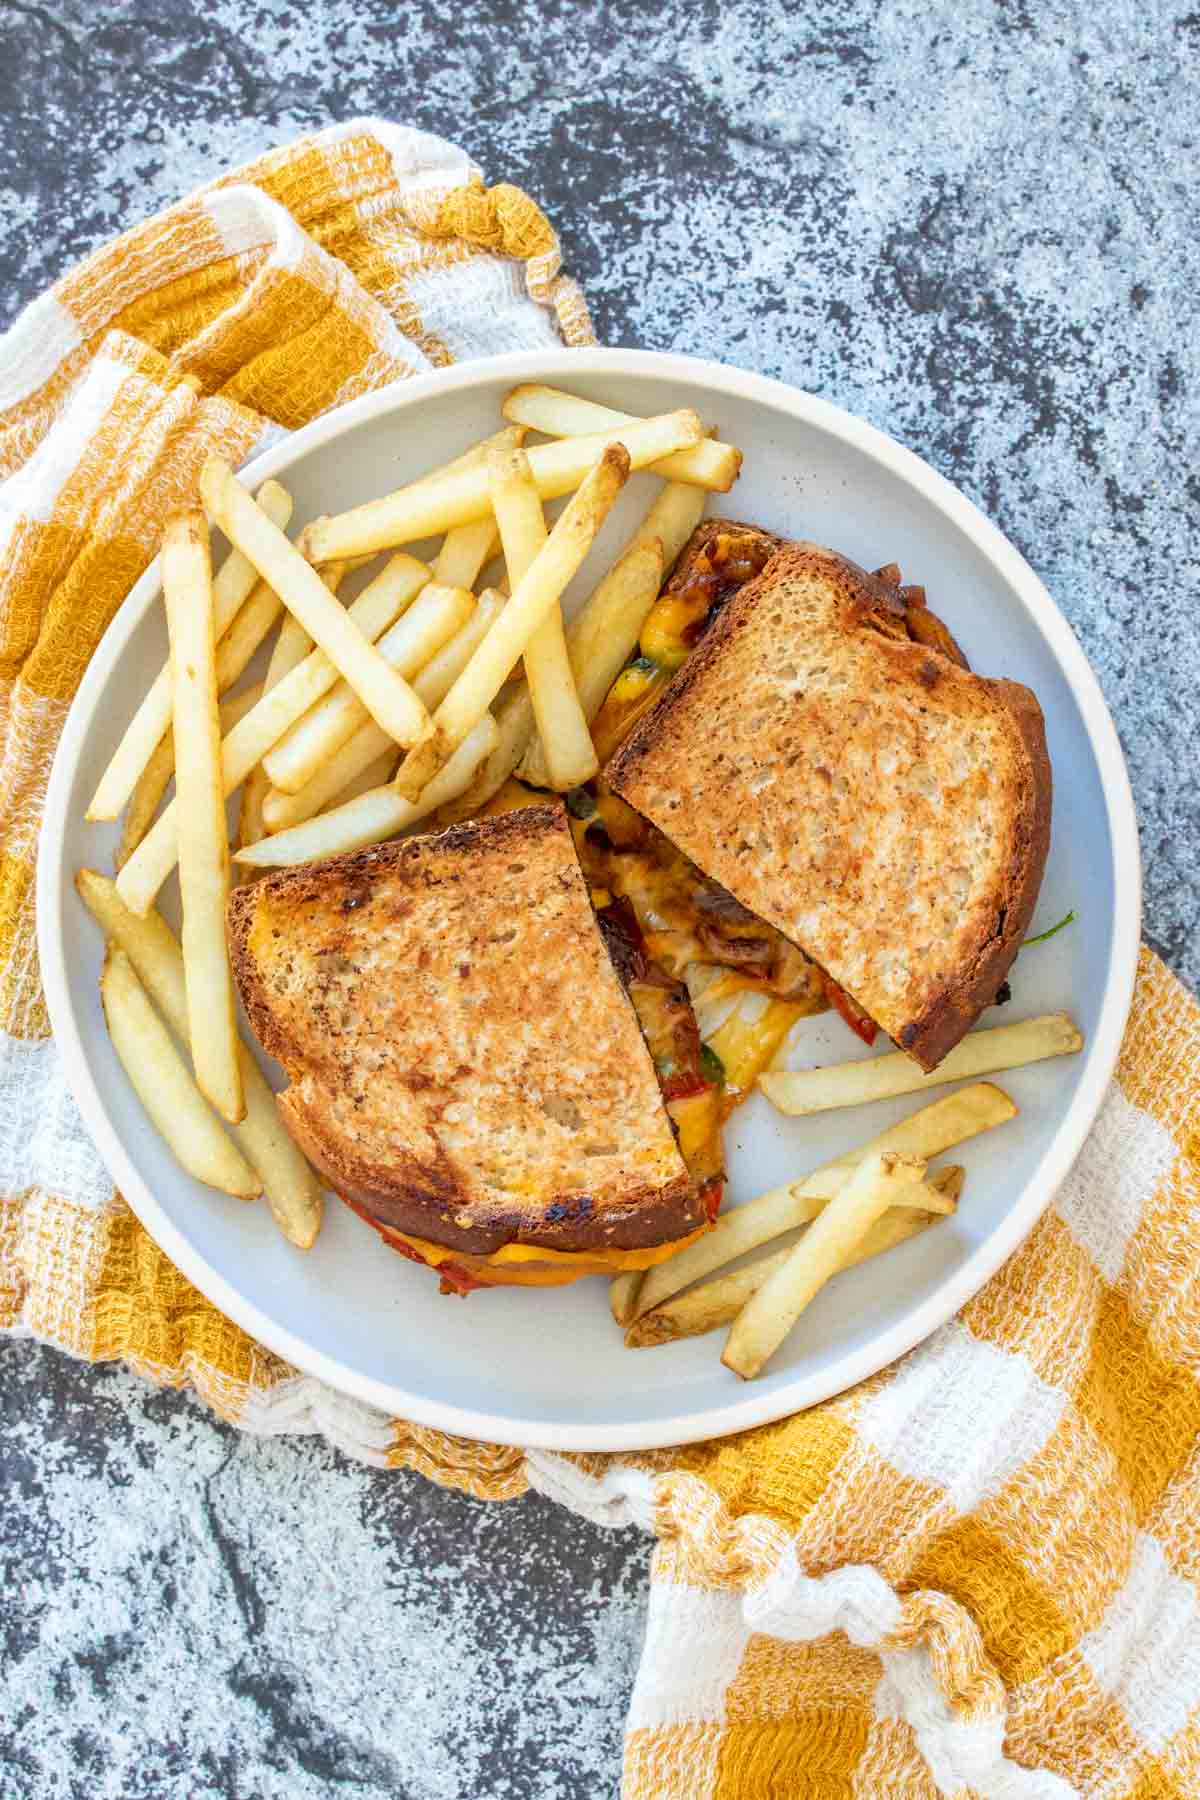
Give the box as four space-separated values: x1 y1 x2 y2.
2 2 1196 1795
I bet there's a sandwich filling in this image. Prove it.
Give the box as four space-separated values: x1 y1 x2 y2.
342 1197 712 1293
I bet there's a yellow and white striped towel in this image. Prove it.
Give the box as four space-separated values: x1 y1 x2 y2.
3 118 1199 1798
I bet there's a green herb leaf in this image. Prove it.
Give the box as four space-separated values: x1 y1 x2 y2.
1023 910 1076 948
699 1044 726 1085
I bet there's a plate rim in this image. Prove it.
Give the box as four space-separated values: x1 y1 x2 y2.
37 345 1142 1451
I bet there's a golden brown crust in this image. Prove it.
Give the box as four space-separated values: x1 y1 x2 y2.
608 540 1052 1071
896 677 1051 1067
227 806 700 1256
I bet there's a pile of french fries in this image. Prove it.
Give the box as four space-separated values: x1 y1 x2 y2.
78 388 740 1250
615 1009 1084 1378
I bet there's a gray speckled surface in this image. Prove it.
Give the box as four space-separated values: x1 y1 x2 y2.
2 3 1197 1795
2 1340 646 1800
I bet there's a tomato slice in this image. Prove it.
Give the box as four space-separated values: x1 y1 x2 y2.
438 1261 491 1296
822 974 879 1046
698 1175 724 1223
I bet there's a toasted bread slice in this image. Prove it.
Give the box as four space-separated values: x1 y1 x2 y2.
227 804 698 1256
607 542 1051 1069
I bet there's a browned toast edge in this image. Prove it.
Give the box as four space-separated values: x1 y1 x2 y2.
896 676 1051 1068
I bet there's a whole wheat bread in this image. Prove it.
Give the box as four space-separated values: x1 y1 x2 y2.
227 804 699 1255
607 541 1051 1069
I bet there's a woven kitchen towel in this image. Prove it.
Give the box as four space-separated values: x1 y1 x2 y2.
2 119 1198 1799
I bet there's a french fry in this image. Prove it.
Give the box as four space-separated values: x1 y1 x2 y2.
413 591 509 710
406 423 527 497
722 1151 927 1379
237 638 300 855
254 524 349 674
236 715 499 866
237 542 350 850
920 1162 965 1209
609 1270 645 1329
238 764 269 854
162 510 243 1123
631 1082 1015 1319
125 672 264 875
490 446 597 792
317 425 519 592
306 411 701 562
566 538 664 723
320 751 397 809
802 1082 1016 1184
262 592 507 833
116 729 174 871
260 610 314 685
100 949 261 1199
635 1165 952 1325
218 683 266 732
78 869 192 1037
214 578 285 689
200 458 432 752
216 684 267 869
433 681 535 824
625 1169 962 1348
222 548 350 727
761 1014 1083 1115
488 479 704 793
263 583 472 793
486 440 544 589
629 1244 788 1348
395 445 630 801
620 477 709 580
558 477 704 736
135 565 352 853
434 516 499 589
501 386 742 491
77 870 322 1246
85 481 292 821
115 557 431 915
302 427 520 587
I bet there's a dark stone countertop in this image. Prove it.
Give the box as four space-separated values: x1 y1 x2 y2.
2 3 1196 1795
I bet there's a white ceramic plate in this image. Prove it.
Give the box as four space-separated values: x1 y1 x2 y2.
39 348 1140 1451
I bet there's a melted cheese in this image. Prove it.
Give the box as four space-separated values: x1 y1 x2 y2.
668 1087 724 1166
477 778 542 818
706 999 806 1101
638 596 698 669
387 1222 710 1278
590 663 670 763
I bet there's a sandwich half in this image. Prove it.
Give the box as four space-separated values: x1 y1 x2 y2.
227 804 717 1291
606 533 1051 1069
